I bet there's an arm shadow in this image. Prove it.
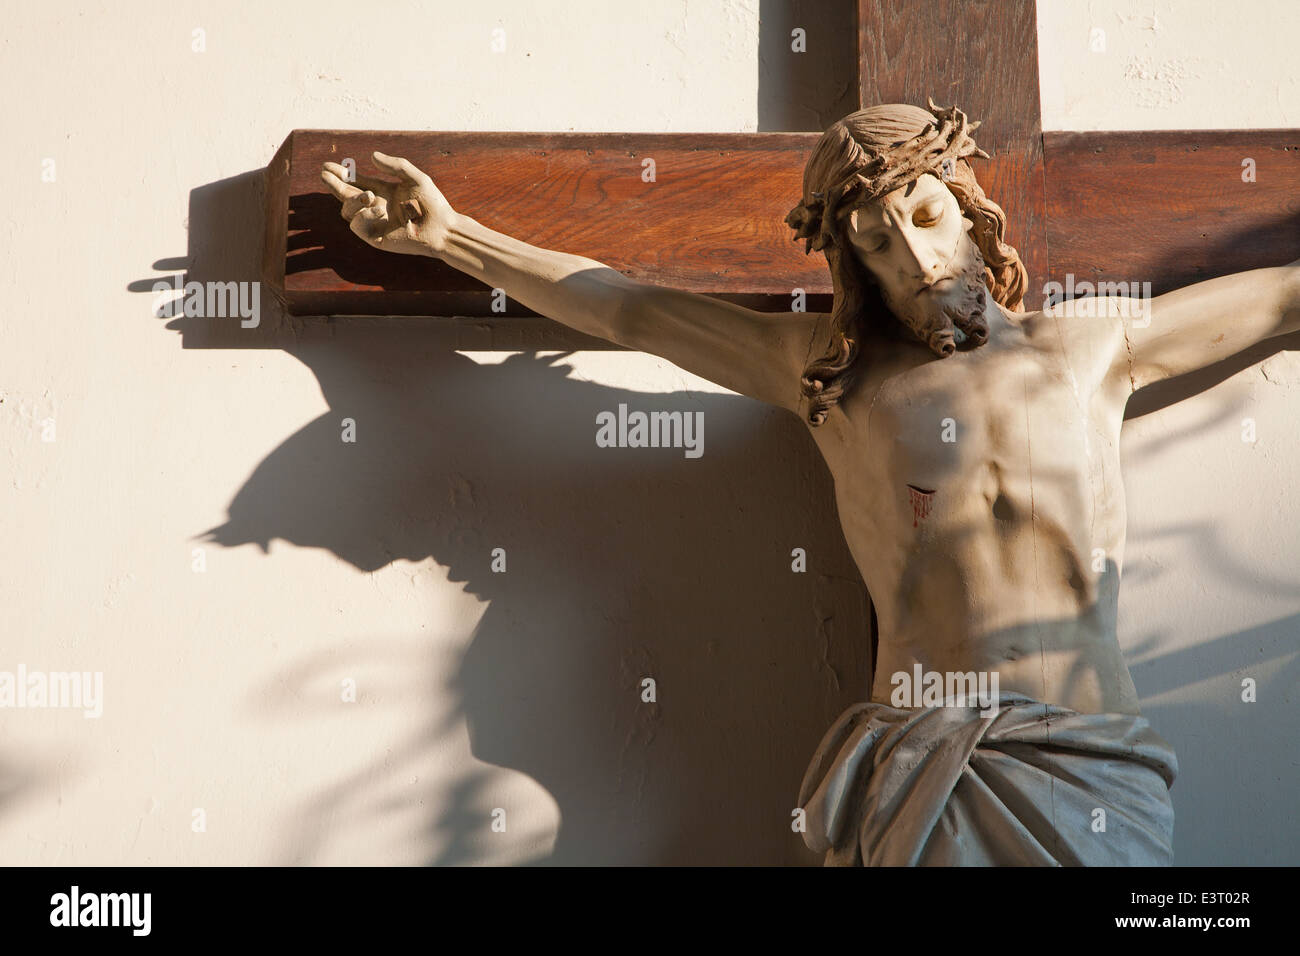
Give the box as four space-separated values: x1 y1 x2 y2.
129 170 873 865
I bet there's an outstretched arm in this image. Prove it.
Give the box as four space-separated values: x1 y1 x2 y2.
321 154 819 414
1105 260 1300 392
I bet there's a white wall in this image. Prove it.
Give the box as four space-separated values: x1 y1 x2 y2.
0 0 1294 865
1038 0 1299 129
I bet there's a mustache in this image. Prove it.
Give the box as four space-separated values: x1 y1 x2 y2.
885 247 989 358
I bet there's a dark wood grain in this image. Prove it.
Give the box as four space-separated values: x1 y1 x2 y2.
264 129 833 317
1043 130 1300 295
261 135 293 313
857 0 1047 306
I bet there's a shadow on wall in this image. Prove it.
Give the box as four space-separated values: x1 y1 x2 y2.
0 753 48 831
116 3 875 865
1125 613 1300 866
129 170 873 865
756 0 859 132
1114 216 1300 865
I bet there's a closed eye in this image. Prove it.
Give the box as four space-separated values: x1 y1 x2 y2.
913 205 944 227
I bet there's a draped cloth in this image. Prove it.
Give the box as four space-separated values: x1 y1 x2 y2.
797 693 1178 866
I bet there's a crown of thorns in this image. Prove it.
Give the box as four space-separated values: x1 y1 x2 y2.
785 98 990 254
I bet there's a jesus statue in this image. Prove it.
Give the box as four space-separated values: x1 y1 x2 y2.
320 101 1299 866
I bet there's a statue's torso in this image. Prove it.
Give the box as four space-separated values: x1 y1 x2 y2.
808 311 1142 714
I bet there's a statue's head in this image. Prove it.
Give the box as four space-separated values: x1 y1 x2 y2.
786 101 1028 425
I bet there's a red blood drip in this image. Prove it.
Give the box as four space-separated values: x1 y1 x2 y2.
908 485 935 528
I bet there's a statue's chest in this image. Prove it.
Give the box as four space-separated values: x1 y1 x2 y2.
851 351 1101 506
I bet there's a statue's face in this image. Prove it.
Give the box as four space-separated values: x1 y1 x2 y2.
847 173 966 290
845 172 989 355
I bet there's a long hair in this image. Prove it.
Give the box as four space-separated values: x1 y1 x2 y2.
786 103 1028 426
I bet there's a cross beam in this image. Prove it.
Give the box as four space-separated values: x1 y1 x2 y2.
264 130 831 317
1044 129 1300 294
262 1 1300 318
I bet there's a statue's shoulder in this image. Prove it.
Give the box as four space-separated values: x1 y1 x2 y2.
790 311 843 371
1018 303 1129 379
1021 301 1108 333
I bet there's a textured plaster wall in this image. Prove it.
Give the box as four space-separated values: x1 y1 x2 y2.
1038 0 1299 129
0 0 1294 865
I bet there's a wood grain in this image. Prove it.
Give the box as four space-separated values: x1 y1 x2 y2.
857 0 1047 307
1043 130 1300 295
264 129 833 317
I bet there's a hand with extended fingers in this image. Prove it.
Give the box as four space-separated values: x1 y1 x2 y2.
320 151 456 256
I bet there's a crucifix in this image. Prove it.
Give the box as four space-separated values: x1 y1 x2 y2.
262 0 1300 865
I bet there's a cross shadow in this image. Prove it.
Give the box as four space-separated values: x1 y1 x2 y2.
756 0 859 131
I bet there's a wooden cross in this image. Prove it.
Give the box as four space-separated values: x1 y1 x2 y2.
262 0 1300 320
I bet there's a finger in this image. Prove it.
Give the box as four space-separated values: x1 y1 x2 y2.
322 162 393 194
349 203 388 242
320 166 362 202
321 161 352 181
372 151 429 185
340 190 377 220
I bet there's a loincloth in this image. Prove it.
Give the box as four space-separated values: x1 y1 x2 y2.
797 693 1178 866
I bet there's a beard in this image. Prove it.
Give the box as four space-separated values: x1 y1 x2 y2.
879 235 990 358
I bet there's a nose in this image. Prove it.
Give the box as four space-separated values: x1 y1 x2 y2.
895 225 945 284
